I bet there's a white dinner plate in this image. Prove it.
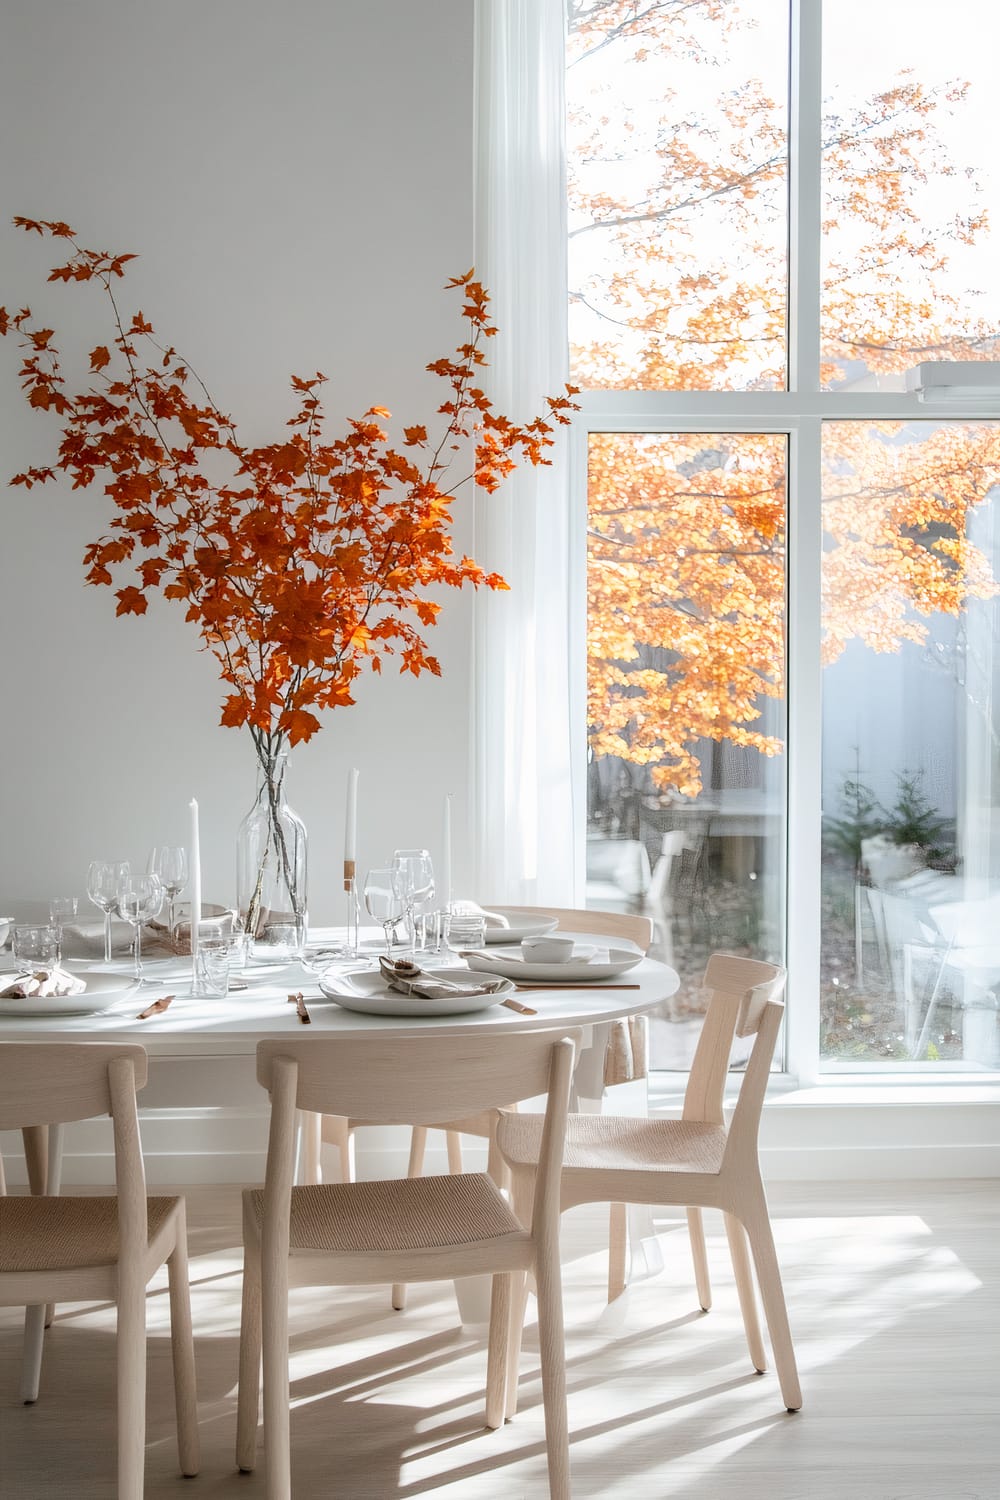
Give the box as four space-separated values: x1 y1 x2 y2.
317 966 515 1017
0 970 138 1018
463 936 644 983
480 909 560 945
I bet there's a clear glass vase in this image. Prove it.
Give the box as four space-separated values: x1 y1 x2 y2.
236 742 307 963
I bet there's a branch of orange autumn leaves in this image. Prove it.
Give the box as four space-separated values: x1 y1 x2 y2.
571 0 1000 796
0 218 578 780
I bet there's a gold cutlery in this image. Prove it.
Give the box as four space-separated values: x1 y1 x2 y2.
501 997 538 1015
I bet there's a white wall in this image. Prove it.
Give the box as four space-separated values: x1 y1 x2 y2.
0 0 477 917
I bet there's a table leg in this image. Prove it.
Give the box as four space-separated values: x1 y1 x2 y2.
22 1125 48 1195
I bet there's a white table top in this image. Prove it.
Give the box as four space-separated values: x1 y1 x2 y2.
0 943 679 1058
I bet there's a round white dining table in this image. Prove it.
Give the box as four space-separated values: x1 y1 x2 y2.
0 944 680 1054
5 932 679 1321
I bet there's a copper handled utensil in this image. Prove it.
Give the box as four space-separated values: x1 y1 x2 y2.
501 997 538 1015
513 982 641 992
288 991 312 1024
136 994 174 1019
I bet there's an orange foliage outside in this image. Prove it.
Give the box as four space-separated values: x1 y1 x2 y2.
1 219 577 777
571 0 1000 796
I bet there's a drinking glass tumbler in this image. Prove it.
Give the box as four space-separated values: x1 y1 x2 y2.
445 912 487 950
194 937 231 997
13 924 62 969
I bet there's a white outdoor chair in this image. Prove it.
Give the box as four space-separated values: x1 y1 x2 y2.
236 1027 580 1500
497 953 801 1416
0 1043 199 1498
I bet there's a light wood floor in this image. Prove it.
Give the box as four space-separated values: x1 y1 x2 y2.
1 1180 997 1498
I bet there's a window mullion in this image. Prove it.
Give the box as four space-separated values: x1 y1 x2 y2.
785 416 824 1084
788 0 823 393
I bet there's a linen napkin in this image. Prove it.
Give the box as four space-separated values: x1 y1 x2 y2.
450 900 510 930
1 966 87 999
378 956 507 1000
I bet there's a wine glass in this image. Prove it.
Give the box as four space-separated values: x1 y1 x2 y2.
392 848 434 954
363 867 405 957
87 860 130 964
148 845 189 939
115 873 163 981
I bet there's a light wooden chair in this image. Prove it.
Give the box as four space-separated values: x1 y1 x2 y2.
497 953 801 1415
0 1043 199 1498
384 906 652 1310
236 1028 581 1500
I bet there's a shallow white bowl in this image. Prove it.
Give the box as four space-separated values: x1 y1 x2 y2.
521 934 576 963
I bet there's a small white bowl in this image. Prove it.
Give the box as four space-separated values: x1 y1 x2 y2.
521 934 576 964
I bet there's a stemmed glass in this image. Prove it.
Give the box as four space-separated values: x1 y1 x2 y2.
363 868 406 958
87 860 130 964
115 873 163 981
392 848 434 954
148 846 189 939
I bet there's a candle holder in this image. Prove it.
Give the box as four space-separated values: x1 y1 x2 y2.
343 861 360 959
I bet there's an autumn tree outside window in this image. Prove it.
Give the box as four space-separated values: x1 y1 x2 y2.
567 0 1000 1076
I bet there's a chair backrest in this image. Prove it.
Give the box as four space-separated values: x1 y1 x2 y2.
683 954 786 1130
497 905 653 953
0 1043 149 1130
256 1028 582 1125
256 1029 580 1245
0 1043 150 1261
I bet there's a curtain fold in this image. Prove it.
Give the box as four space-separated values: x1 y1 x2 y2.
471 0 579 904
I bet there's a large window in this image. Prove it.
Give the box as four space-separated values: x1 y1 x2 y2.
570 0 1000 1073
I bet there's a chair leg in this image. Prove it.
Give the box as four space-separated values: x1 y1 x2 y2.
167 1209 200 1476
236 1203 263 1473
21 1124 53 1396
446 1129 464 1174
43 1124 63 1332
534 1239 571 1500
298 1110 322 1184
724 1210 766 1373
392 1126 428 1312
338 1127 353 1186
505 1170 535 1421
608 1202 628 1302
504 1271 530 1421
19 1304 46 1404
486 1127 511 1193
688 1206 712 1311
261 1243 292 1499
485 1273 511 1429
116 1275 148 1500
742 1192 802 1411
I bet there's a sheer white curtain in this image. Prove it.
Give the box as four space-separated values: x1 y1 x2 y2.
471 0 580 904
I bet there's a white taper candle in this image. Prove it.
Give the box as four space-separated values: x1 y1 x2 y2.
344 767 359 888
188 797 202 964
442 792 452 911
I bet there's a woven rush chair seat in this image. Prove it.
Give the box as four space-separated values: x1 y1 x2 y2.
0 1195 180 1273
245 1171 525 1259
501 1115 728 1178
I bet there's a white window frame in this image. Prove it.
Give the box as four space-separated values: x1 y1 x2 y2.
573 0 1000 1086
